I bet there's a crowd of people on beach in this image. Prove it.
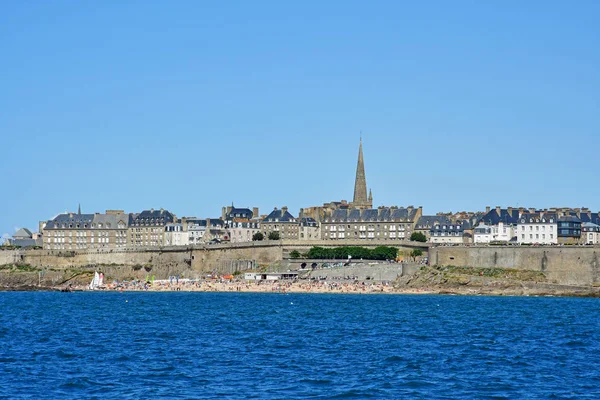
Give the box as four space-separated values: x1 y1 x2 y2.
65 276 407 294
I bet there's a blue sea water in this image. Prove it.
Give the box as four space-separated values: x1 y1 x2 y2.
1 293 599 399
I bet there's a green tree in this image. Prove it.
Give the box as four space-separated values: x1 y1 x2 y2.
289 250 301 259
410 249 423 261
410 232 427 242
252 232 264 241
268 231 281 240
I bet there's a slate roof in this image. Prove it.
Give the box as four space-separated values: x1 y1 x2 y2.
92 213 130 229
45 213 96 229
13 228 32 239
582 222 600 232
227 207 253 220
430 223 465 234
416 215 451 229
518 212 558 224
300 217 318 227
573 212 600 225
327 207 419 223
263 209 297 223
132 209 175 226
477 209 520 226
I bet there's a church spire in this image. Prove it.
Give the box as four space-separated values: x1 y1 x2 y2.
353 139 370 208
78 203 81 215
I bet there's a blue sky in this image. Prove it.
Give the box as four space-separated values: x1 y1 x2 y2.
1 1 599 240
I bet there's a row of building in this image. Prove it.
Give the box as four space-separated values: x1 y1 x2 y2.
8 203 596 252
5 140 600 249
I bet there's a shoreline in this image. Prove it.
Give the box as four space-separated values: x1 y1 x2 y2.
3 280 600 298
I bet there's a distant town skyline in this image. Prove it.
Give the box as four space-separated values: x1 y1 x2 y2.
1 1 599 240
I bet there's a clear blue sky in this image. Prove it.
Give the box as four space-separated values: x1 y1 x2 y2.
1 1 599 240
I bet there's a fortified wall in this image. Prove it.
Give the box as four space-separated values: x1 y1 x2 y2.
0 240 425 284
430 246 600 286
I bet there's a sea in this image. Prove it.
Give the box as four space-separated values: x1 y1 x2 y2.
1 292 599 399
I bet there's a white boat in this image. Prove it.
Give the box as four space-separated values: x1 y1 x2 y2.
89 271 101 290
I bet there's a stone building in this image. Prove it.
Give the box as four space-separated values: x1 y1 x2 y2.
414 215 452 241
43 208 130 250
3 228 42 248
299 217 320 240
582 222 600 244
229 221 261 243
430 221 470 244
261 207 299 240
321 206 422 241
127 208 175 248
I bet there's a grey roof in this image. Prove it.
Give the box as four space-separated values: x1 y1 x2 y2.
132 209 175 226
92 213 129 229
13 228 32 239
300 217 318 227
430 223 466 234
476 209 520 226
45 213 96 229
327 207 419 223
227 207 253 220
416 215 451 229
519 212 558 224
263 208 297 223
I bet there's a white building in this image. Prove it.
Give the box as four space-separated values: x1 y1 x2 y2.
474 221 516 244
430 223 465 244
582 222 600 244
517 212 557 244
164 223 189 246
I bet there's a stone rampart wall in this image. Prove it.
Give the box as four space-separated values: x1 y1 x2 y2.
430 246 600 285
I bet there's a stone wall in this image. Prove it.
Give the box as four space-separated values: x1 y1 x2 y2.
430 246 600 286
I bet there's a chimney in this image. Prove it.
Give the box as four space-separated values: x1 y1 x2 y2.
253 207 259 218
407 206 414 213
507 207 513 216
496 206 501 216
486 206 491 213
282 206 288 214
222 207 227 220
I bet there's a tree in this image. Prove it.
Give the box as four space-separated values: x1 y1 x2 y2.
410 249 423 261
410 232 427 242
268 231 280 240
289 250 301 259
252 232 264 241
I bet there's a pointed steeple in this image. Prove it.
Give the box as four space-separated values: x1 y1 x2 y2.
368 188 373 202
78 203 81 215
353 139 369 208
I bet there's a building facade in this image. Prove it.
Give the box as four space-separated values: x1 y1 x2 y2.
164 223 188 246
517 212 558 244
430 223 466 244
299 217 320 240
127 209 175 248
261 207 299 240
582 222 600 244
321 206 422 241
43 209 130 250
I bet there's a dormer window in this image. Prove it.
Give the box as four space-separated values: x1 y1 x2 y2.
550 219 554 223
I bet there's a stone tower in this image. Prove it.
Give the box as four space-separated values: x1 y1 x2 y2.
352 139 373 209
